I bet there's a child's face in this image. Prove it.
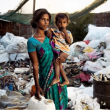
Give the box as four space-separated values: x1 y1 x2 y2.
56 17 68 29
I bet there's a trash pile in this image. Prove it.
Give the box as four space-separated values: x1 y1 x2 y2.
0 32 35 109
62 24 110 85
62 24 110 110
0 32 30 73
67 85 100 110
0 32 29 62
0 87 29 109
1 24 110 110
0 32 35 94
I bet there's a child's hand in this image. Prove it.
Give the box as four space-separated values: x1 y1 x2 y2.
45 29 52 39
60 27 67 33
56 57 65 64
56 57 60 64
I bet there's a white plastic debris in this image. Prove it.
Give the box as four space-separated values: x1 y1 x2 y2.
0 32 15 48
84 24 110 41
69 41 87 56
0 89 7 98
88 40 100 48
9 53 18 61
23 78 35 94
0 52 9 63
100 33 110 47
73 57 80 62
67 86 100 110
6 36 27 53
83 61 103 72
16 53 29 60
94 65 110 76
14 68 30 74
0 45 5 54
27 95 55 110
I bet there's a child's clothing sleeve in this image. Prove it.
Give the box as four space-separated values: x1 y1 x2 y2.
67 30 73 43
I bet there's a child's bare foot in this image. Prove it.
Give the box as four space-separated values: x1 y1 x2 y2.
60 80 69 86
51 78 60 85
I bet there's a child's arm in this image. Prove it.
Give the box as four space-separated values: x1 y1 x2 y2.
60 27 73 44
45 29 52 39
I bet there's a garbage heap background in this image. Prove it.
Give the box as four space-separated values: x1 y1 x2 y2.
1 24 110 110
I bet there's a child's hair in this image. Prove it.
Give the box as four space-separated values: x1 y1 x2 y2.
31 8 51 29
54 13 70 27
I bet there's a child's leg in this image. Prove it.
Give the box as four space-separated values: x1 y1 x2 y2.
51 52 69 86
59 52 69 86
51 59 60 85
60 63 69 86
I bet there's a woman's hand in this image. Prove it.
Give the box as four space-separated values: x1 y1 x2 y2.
35 86 44 100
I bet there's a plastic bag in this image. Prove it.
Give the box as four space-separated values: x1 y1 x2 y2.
9 53 18 61
104 50 110 66
0 45 5 54
88 40 99 48
0 89 7 98
6 36 27 53
0 32 15 48
16 53 29 60
10 53 29 61
96 57 108 67
84 24 110 41
83 46 94 53
83 61 103 72
69 41 87 56
0 53 9 63
27 95 55 110
100 33 110 47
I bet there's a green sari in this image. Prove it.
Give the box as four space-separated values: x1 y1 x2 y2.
27 36 68 110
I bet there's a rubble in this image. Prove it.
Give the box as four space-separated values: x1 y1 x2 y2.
0 87 29 109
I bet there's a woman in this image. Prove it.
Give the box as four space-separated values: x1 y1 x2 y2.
27 8 68 110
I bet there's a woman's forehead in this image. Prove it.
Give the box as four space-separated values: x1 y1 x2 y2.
41 14 49 18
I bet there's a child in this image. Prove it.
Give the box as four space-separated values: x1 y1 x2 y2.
45 13 73 86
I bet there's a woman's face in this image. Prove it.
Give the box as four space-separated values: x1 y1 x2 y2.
37 14 50 30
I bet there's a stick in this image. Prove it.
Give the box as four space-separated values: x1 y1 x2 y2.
100 73 102 81
94 74 100 81
91 73 100 81
91 74 99 81
104 77 108 81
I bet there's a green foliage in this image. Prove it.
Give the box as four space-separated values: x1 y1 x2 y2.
67 13 95 43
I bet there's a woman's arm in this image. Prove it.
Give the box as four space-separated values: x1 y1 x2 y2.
28 51 44 99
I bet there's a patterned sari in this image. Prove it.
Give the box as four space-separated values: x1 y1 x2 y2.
27 36 68 110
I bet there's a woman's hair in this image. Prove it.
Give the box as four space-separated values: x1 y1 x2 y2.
31 8 51 29
54 13 70 27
